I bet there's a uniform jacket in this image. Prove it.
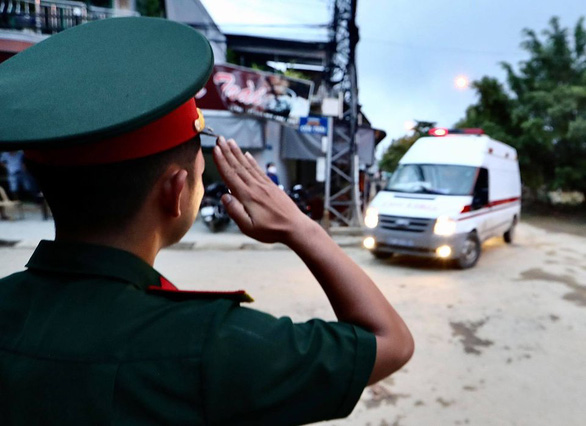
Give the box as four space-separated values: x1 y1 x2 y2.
0 240 376 425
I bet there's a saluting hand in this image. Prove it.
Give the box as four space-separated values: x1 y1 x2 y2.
213 138 414 385
212 136 313 244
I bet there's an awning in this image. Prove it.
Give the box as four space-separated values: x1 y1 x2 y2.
281 124 377 167
200 110 264 149
281 126 322 160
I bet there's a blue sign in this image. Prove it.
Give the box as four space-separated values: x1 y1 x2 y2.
299 116 328 135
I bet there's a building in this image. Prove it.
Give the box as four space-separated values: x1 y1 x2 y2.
1 0 385 218
0 0 139 63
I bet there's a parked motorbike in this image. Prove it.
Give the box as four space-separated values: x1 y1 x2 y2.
199 182 231 232
287 184 312 217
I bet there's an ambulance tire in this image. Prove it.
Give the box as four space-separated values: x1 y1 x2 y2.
455 232 481 269
504 217 517 244
371 250 393 260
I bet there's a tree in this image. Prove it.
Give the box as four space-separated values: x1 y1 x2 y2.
379 121 435 173
457 17 586 194
136 0 164 17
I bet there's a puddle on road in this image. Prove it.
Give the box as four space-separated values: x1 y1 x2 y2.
519 268 586 307
363 384 410 409
436 397 455 407
449 320 494 355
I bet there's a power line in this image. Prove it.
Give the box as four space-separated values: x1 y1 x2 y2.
214 23 330 29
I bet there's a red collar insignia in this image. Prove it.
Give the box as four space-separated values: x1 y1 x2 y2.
147 276 254 303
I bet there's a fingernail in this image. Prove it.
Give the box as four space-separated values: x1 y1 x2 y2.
245 151 252 159
213 145 221 155
222 194 232 204
228 139 237 148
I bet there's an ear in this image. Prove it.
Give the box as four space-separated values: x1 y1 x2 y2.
161 168 188 218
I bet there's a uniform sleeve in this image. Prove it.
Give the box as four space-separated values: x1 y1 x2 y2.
201 305 376 426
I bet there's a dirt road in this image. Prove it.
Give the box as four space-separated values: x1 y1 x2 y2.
1 222 584 425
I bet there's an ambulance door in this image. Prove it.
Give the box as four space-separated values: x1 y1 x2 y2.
470 167 492 241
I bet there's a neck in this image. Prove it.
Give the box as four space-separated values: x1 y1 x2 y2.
55 226 162 266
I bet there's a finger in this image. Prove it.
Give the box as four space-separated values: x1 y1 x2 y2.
216 137 253 185
244 151 273 183
213 144 250 201
226 139 263 184
221 193 254 235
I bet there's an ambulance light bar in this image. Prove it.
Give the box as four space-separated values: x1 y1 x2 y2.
429 128 484 137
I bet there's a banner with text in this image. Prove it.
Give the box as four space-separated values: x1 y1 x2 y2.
196 64 313 124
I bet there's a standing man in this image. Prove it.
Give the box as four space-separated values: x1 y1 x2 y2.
0 17 413 425
0 150 34 199
266 161 280 185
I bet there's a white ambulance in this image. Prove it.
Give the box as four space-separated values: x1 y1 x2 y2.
363 128 521 268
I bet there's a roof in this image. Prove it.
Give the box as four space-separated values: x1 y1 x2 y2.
225 34 330 66
400 135 517 167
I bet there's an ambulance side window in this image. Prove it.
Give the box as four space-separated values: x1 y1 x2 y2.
472 168 489 210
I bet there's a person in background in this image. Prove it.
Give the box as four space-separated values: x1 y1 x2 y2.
266 161 280 185
0 150 33 200
0 150 45 219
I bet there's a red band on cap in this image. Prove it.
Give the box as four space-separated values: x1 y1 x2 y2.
25 99 200 166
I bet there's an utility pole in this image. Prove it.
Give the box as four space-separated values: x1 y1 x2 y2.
323 0 362 228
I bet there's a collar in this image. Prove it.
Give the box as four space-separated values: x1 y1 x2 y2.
26 240 162 291
25 240 254 303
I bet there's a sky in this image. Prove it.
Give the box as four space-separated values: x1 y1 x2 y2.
200 0 585 154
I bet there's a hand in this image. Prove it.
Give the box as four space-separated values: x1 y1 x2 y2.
212 136 313 244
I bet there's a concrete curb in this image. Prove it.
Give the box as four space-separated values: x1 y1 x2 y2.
0 210 367 251
168 236 364 251
1 236 365 252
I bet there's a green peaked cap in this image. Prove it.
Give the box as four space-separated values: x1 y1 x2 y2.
0 17 213 150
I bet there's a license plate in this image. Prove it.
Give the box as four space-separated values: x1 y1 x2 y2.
388 238 414 247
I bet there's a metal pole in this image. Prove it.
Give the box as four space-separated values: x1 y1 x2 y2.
35 0 42 33
323 116 334 233
352 153 363 225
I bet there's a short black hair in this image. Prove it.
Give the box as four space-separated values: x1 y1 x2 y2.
26 136 200 235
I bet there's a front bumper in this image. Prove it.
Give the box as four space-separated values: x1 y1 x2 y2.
365 227 468 259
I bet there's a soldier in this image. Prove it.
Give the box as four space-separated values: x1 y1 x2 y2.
0 17 413 425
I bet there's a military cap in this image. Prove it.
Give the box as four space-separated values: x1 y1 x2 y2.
0 17 213 165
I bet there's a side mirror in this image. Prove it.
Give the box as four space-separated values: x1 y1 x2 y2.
472 196 483 210
472 188 489 210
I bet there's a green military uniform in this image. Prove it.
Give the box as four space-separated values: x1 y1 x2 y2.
0 241 375 425
0 17 376 425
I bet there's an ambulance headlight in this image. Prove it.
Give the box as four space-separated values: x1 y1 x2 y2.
436 245 452 258
434 216 456 236
364 207 379 229
363 236 376 249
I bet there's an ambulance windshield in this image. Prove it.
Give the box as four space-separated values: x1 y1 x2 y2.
385 164 476 195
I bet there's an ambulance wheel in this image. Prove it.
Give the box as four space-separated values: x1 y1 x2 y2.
504 217 517 244
455 232 481 269
371 250 393 260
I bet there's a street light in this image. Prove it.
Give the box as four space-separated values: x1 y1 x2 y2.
454 75 469 90
403 120 416 131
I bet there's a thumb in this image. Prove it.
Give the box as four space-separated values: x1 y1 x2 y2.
221 194 253 234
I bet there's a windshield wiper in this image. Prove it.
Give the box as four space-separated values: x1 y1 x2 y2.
415 187 444 195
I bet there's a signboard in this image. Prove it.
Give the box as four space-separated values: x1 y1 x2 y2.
196 64 314 124
299 116 329 135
